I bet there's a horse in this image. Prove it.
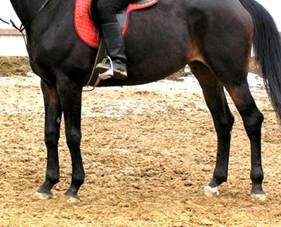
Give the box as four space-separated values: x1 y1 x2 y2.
10 0 281 202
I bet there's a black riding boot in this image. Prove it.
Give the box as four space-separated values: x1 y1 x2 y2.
96 22 128 80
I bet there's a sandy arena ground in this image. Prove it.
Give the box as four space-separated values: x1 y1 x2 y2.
0 73 281 226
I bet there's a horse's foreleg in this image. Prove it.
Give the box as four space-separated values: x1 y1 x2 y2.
190 62 234 197
36 81 62 199
57 77 84 202
226 82 266 201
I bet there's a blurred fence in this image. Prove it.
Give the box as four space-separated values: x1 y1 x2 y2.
0 29 27 56
0 29 280 57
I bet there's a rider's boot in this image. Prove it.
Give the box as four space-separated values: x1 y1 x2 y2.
96 22 128 80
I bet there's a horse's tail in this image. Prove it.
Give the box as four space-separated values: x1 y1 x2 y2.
239 0 281 119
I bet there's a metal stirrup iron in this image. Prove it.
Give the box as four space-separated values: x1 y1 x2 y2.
98 56 114 80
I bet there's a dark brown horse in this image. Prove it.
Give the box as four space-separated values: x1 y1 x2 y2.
10 0 281 202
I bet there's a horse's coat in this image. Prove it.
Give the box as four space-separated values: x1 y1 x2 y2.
10 0 281 200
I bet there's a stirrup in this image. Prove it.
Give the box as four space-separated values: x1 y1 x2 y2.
98 56 114 80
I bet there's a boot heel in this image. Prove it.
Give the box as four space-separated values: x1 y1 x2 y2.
98 68 114 80
113 70 128 80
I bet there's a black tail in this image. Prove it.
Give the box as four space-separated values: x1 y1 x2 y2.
239 0 281 120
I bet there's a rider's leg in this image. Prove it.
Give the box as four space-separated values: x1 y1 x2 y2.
94 0 133 79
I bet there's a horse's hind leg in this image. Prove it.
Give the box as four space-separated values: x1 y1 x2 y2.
225 82 265 200
190 61 234 197
57 76 85 202
36 81 62 199
200 28 266 200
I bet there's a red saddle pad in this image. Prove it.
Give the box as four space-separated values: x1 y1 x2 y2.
74 0 158 48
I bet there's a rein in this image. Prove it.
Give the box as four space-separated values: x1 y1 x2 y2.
0 18 24 32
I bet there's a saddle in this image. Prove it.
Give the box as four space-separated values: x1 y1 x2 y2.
74 0 159 48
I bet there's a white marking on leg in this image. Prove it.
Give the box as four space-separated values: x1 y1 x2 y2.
204 185 220 197
251 193 267 202
34 191 53 200
66 196 81 204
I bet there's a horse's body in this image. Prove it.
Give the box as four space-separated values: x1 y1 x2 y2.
10 0 281 201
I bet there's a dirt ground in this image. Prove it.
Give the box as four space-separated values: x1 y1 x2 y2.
1 69 281 226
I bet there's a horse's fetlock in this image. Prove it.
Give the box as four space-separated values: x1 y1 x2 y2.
46 171 60 184
73 176 84 188
250 168 264 183
213 171 227 185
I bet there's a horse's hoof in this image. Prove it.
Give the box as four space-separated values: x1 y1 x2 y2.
65 196 81 203
204 185 220 197
34 191 53 200
64 191 81 203
251 193 267 202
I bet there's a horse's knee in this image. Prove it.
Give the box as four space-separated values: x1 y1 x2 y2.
66 129 81 148
45 129 59 148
